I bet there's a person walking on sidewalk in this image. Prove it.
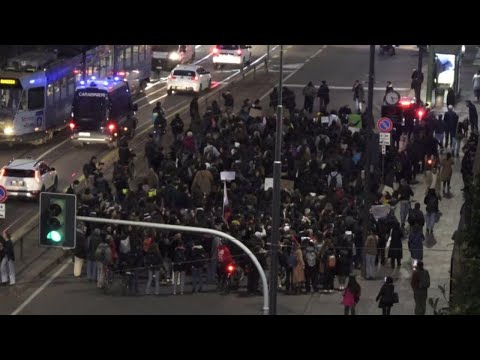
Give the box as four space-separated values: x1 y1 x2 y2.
444 106 459 149
0 231 15 285
376 276 397 315
439 152 454 197
466 100 478 133
411 261 430 315
424 188 440 235
472 70 480 101
397 178 414 228
342 275 361 315
364 230 378 280
302 81 316 114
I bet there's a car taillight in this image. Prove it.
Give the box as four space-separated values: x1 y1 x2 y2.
168 74 176 80
192 76 199 81
69 121 75 130
236 49 242 55
0 168 5 180
35 170 41 183
213 47 219 55
108 122 116 132
227 264 235 273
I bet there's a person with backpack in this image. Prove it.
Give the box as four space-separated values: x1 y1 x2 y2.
342 275 361 315
364 230 378 280
303 239 318 292
95 237 112 289
191 240 207 293
144 237 162 295
292 241 305 294
411 261 430 315
0 231 15 286
408 227 425 267
322 240 336 293
376 276 397 315
328 169 342 191
424 188 440 235
334 233 350 290
172 240 187 295
87 228 103 282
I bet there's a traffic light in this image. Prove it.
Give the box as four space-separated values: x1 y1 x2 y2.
39 193 77 248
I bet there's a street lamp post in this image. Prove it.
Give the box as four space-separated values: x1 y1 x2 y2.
417 46 425 103
269 45 283 315
361 44 375 278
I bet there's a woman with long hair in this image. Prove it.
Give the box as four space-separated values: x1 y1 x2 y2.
341 275 361 315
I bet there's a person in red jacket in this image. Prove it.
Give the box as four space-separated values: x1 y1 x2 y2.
216 240 233 291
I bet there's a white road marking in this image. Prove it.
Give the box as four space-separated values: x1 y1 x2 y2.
259 45 327 101
37 138 70 160
195 45 202 49
283 84 411 91
11 260 70 315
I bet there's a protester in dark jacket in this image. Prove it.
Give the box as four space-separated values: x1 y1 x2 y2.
387 221 403 269
317 80 330 112
376 276 396 315
424 188 440 234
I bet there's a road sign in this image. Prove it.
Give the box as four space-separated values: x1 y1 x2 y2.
379 133 391 146
0 203 5 219
0 185 7 203
381 145 386 155
377 117 393 133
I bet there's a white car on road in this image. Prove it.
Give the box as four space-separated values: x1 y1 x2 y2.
0 159 58 199
166 65 212 95
212 45 252 68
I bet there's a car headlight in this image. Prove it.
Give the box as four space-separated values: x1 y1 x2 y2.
169 52 180 61
4 126 14 135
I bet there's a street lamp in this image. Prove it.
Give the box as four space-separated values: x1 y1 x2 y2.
361 45 375 278
269 45 284 315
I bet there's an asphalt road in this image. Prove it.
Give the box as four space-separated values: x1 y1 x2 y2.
281 45 420 117
0 45 275 236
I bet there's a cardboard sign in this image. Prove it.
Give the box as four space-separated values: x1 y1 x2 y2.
220 171 236 181
249 108 263 118
264 177 273 190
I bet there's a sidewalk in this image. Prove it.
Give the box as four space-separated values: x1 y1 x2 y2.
297 46 479 315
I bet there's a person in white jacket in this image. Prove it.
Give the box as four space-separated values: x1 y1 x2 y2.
473 70 480 101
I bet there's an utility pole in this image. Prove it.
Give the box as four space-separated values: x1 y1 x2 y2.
361 45 375 278
266 45 270 72
269 45 283 315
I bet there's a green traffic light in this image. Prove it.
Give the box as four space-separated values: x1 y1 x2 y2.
47 231 62 243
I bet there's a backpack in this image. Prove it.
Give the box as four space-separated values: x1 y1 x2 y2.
305 248 317 267
418 270 430 289
327 254 336 269
174 248 187 264
329 173 339 190
287 253 298 268
95 246 106 262
120 237 131 254
427 196 437 212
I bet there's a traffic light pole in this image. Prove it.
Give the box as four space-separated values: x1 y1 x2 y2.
361 45 375 279
77 216 269 315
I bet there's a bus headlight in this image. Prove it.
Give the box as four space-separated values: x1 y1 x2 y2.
4 126 14 135
169 52 180 61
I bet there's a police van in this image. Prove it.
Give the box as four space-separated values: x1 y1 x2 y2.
69 76 138 147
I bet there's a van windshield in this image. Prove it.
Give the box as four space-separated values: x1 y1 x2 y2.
73 90 107 119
